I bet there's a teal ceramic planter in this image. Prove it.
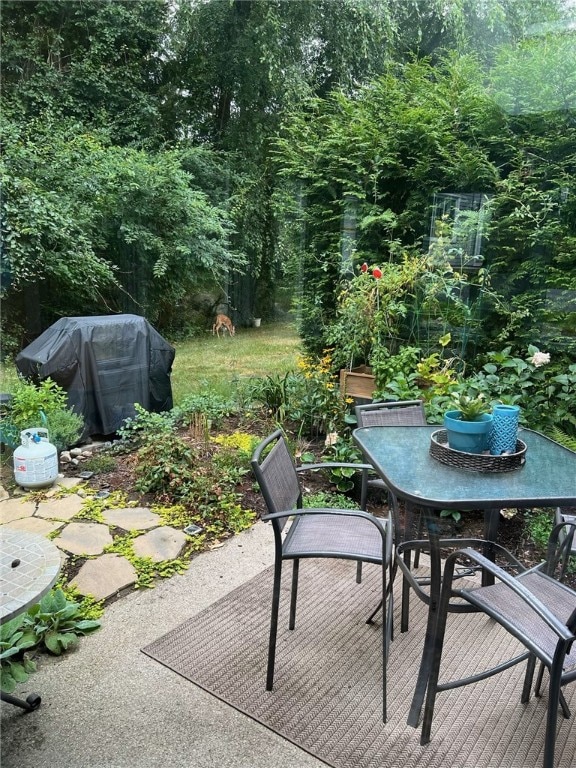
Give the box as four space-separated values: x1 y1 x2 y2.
443 410 493 454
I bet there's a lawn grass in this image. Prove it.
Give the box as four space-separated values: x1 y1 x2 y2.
0 321 303 406
170 321 302 404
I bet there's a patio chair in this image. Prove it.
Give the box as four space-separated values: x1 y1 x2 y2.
251 429 394 721
355 399 427 623
355 399 427 509
419 520 576 768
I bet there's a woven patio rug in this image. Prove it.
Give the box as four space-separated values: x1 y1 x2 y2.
142 559 576 768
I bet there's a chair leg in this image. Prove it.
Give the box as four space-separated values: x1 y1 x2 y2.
413 510 423 568
381 565 388 723
266 558 283 691
366 598 382 625
401 547 413 633
543 662 564 768
419 565 453 743
360 467 368 510
535 661 571 719
358 469 369 583
289 559 299 630
521 654 537 703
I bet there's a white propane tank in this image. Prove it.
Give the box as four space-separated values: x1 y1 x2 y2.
13 428 59 489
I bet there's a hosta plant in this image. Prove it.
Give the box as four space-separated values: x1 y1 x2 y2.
23 588 101 656
0 616 38 693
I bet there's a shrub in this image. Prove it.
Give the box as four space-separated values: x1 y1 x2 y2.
4 377 84 450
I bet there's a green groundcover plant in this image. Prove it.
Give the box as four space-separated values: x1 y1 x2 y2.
0 588 101 692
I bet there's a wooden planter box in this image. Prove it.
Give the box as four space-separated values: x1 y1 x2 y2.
339 366 376 400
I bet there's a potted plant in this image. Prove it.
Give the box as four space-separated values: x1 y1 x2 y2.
444 392 493 454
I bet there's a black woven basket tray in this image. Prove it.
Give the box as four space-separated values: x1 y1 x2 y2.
430 429 527 473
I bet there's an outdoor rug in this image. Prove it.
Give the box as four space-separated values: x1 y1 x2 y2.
142 559 576 768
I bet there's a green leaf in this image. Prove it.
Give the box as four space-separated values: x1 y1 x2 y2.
22 657 37 674
73 620 101 633
1 667 17 693
0 647 20 661
51 588 69 613
10 661 30 683
0 616 24 642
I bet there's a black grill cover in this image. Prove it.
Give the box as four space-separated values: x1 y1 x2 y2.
16 315 175 438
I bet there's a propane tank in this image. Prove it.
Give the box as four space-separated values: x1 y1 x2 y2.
13 428 58 489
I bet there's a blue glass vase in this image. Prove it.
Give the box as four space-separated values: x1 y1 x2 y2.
489 405 520 455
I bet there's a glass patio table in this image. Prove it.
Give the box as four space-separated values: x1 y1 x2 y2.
353 425 576 727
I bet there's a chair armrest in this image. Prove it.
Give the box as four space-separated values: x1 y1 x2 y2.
446 547 576 641
397 538 527 573
262 506 386 530
261 506 393 561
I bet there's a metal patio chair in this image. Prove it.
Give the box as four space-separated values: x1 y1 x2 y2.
420 520 576 768
251 429 395 721
355 400 427 510
355 399 427 626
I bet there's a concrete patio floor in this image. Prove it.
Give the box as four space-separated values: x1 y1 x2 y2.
1 520 324 768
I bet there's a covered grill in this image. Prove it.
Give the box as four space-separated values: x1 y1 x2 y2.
16 315 175 439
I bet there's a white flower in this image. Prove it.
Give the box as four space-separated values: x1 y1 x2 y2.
324 432 339 447
529 351 550 367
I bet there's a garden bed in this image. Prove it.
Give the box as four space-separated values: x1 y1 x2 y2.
2 411 571 593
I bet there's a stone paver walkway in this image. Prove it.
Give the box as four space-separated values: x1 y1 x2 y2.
0 473 188 602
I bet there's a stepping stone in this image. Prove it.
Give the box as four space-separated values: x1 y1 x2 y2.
55 477 82 490
101 507 160 531
0 499 37 524
132 526 187 562
36 495 85 521
70 554 137 601
3 517 64 536
55 522 113 556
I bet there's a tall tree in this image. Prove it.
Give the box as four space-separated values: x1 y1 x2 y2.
1 120 242 347
0 0 167 146
164 0 399 323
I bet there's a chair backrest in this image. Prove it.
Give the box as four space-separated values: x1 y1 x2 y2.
251 430 302 532
355 399 427 428
545 517 576 586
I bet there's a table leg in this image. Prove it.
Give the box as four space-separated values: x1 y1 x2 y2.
482 508 501 586
409 506 504 726
407 509 442 727
1 691 41 711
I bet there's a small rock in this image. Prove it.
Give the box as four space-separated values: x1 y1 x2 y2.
71 458 80 466
60 451 72 463
70 448 83 457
